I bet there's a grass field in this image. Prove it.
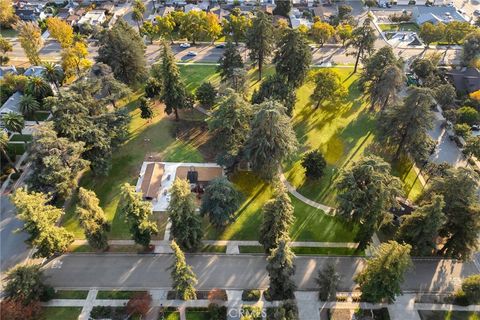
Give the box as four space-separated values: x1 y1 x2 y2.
53 290 89 299
0 28 18 38
96 290 144 299
186 310 210 320
284 67 423 206
238 246 363 256
41 307 82 320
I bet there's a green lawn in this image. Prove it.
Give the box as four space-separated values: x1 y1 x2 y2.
379 23 420 32
164 311 181 320
284 67 423 206
9 134 32 142
53 290 89 299
96 290 144 299
7 142 26 155
41 307 82 320
0 28 18 38
239 246 363 256
186 310 210 320
418 311 480 320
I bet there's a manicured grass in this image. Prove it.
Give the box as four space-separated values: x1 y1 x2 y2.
41 307 82 320
178 64 220 93
164 311 181 320
0 28 18 38
62 74 207 239
96 290 144 299
53 290 89 299
239 246 363 256
285 67 422 206
379 23 420 32
200 245 227 253
9 134 32 142
69 243 146 253
418 310 480 320
186 310 210 320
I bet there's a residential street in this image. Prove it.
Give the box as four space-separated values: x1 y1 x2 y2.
43 254 477 293
0 195 29 273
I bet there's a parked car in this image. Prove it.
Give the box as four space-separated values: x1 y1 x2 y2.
180 43 190 48
215 43 226 48
186 51 197 56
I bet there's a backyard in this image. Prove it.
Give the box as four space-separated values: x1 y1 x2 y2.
62 64 422 244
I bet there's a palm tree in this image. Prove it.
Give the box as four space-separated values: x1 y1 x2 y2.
19 94 40 124
26 76 53 101
0 131 19 173
42 62 64 94
2 113 26 143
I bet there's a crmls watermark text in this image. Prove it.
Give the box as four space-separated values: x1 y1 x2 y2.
228 308 267 318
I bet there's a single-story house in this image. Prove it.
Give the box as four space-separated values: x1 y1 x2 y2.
412 6 468 25
157 6 175 17
24 66 46 77
140 163 165 200
98 1 115 13
184 4 201 13
446 67 480 94
78 10 107 26
0 92 23 125
209 7 230 21
0 66 18 80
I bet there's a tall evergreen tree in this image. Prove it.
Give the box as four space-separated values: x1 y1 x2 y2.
359 46 399 91
28 123 88 199
272 0 292 17
138 97 153 120
160 43 189 121
11 188 74 258
120 183 158 249
4 264 51 305
274 28 312 88
97 19 147 84
369 64 404 110
355 241 412 303
245 100 298 180
251 74 297 115
167 179 203 251
316 263 340 301
207 89 252 169
169 240 197 300
310 69 346 109
76 187 110 251
200 177 241 229
395 195 445 256
217 41 244 81
335 156 403 250
266 238 296 300
245 11 274 80
421 168 480 260
259 184 295 253
346 17 376 73
378 87 435 162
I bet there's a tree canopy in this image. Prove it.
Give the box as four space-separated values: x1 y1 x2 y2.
266 239 296 300
169 240 198 300
245 11 274 80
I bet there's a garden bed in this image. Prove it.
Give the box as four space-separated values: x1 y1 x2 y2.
96 290 146 300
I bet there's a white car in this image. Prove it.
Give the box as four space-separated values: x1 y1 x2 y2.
179 43 191 48
186 51 197 56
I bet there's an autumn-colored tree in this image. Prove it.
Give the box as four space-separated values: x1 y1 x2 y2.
46 17 74 48
0 299 41 320
0 0 18 28
61 41 92 77
126 292 152 317
14 21 43 65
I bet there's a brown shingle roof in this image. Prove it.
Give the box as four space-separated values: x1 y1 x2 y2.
175 166 223 183
141 163 164 199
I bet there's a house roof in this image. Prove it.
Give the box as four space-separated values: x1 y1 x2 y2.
0 66 18 79
24 66 45 77
175 165 223 183
141 163 164 199
0 92 23 115
446 67 480 94
157 6 175 17
413 6 468 24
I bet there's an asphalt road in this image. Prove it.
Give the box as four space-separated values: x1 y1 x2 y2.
43 254 478 293
0 195 30 273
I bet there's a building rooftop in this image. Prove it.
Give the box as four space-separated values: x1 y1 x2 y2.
0 92 23 115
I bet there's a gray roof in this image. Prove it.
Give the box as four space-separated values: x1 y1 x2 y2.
24 66 46 77
446 67 480 94
413 6 468 24
0 92 23 115
0 66 18 79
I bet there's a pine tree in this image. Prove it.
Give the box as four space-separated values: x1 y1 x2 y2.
217 41 244 81
245 11 274 80
274 28 312 88
120 183 158 249
395 195 445 256
169 240 197 300
195 82 217 109
138 97 153 120
259 184 295 253
76 187 110 251
335 155 403 250
355 241 412 303
251 74 297 116
200 177 241 229
245 100 298 180
167 179 203 251
266 238 296 300
160 43 188 120
346 17 376 73
4 264 51 305
11 188 74 258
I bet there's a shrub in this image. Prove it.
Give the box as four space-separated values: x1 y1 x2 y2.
39 286 55 302
462 274 480 304
456 106 479 126
242 289 261 301
126 292 152 317
454 123 472 138
0 299 41 320
208 303 227 320
453 289 470 306
208 288 228 302
301 150 327 180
